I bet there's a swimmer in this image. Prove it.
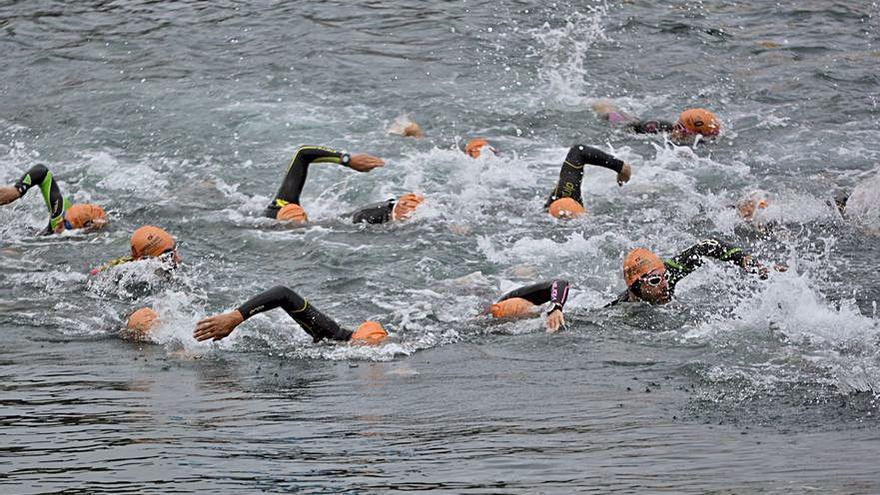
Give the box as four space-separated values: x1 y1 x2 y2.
545 145 632 218
485 280 570 332
592 101 721 145
0 164 107 235
387 116 423 138
464 138 498 158
193 285 388 344
607 238 773 306
91 225 180 274
265 145 424 225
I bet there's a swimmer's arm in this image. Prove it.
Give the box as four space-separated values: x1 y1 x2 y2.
627 120 675 134
498 279 570 313
198 285 353 342
667 238 767 281
90 256 134 275
566 145 625 173
12 165 69 232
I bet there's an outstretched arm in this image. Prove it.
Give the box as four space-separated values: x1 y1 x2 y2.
494 279 570 332
194 285 353 343
547 145 630 206
266 146 384 216
627 120 675 134
5 165 70 233
665 238 767 286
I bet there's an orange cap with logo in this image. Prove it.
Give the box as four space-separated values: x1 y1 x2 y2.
126 307 158 339
548 197 586 219
65 204 107 229
351 321 388 344
465 138 490 158
623 248 665 287
676 108 721 137
490 297 538 318
130 225 175 260
276 204 308 223
392 193 425 221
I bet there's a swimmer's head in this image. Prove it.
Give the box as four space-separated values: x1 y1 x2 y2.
125 307 158 341
736 191 771 220
548 198 586 219
489 297 538 319
392 193 425 221
465 138 497 158
130 225 178 263
276 204 308 224
624 248 670 304
673 108 721 142
64 204 108 231
351 320 388 344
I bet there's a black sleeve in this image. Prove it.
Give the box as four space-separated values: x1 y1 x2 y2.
350 199 395 224
627 120 675 134
498 279 570 312
547 145 625 206
665 238 763 288
236 285 353 342
14 164 67 232
265 146 349 218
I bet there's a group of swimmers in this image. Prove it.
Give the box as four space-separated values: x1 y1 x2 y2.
0 103 802 345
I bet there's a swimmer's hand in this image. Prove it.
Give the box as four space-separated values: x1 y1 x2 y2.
546 308 565 333
0 186 21 205
617 163 632 186
194 310 245 342
349 154 385 172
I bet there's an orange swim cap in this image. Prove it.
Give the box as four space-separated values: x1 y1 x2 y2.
65 204 107 229
130 225 175 260
465 138 490 158
392 193 425 221
351 320 388 344
490 297 538 318
548 198 586 219
676 108 721 137
623 248 665 287
126 307 158 339
276 204 308 223
736 194 770 220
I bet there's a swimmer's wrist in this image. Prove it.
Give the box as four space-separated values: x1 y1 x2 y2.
340 152 351 167
547 304 563 315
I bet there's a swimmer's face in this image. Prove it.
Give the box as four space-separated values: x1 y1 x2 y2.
635 268 670 304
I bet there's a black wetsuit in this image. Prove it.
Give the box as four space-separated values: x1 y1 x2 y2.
627 120 675 134
607 238 763 306
547 145 625 207
264 145 399 224
236 285 353 342
496 279 570 314
13 164 71 234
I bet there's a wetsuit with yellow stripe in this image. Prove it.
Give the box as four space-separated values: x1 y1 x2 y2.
607 238 765 306
265 145 399 224
546 145 625 207
236 285 353 342
14 164 71 234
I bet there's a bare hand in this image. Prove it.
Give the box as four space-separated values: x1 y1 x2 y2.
0 186 21 206
349 154 385 172
546 309 565 333
194 310 245 342
402 122 423 138
617 163 631 186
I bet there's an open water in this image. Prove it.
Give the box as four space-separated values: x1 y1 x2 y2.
2 1 880 493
